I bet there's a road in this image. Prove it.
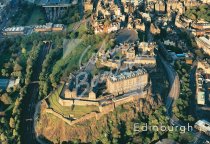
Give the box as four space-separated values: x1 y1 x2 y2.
20 42 50 144
189 62 197 117
85 39 106 71
159 49 210 143
158 53 180 115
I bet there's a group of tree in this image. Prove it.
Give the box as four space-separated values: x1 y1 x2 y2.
39 43 63 99
0 31 66 143
185 4 210 22
173 61 195 123
56 5 80 24
0 41 41 144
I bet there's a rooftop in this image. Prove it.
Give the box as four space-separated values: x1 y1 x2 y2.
4 27 25 32
109 68 147 82
40 0 70 4
195 120 210 132
199 37 210 46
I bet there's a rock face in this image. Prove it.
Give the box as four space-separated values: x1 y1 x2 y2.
36 93 162 143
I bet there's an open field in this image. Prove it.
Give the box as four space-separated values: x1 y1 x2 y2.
47 85 99 118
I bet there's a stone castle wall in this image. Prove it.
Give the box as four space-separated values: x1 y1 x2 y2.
114 96 134 107
99 103 115 113
74 99 99 106
58 98 74 106
58 97 99 107
45 109 72 125
46 91 149 126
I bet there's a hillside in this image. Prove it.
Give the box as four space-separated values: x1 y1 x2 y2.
35 95 167 143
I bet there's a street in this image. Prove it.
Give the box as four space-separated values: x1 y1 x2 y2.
159 50 210 143
158 53 180 115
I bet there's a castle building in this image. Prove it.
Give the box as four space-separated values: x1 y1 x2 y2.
106 68 148 95
195 37 210 56
126 47 136 60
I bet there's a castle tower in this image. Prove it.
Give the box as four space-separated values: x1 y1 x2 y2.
89 91 96 100
65 89 77 98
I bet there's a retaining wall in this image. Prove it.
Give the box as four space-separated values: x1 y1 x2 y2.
46 91 148 126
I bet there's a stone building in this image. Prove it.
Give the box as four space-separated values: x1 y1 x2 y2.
2 27 25 36
125 56 156 65
126 47 136 60
167 0 185 14
99 42 157 68
175 15 192 28
34 23 64 32
121 0 141 13
150 23 160 35
191 29 210 37
155 0 166 14
134 19 145 31
84 0 93 11
121 0 141 7
138 42 156 55
195 37 210 56
106 68 148 95
192 22 210 30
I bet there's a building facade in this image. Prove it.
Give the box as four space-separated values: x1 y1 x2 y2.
195 37 210 55
106 69 148 95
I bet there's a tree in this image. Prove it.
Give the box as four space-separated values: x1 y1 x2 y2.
12 129 18 137
0 117 6 124
168 130 179 141
179 132 194 143
14 63 22 72
0 133 7 142
0 93 12 105
6 87 13 93
21 48 26 54
1 69 7 76
9 118 15 129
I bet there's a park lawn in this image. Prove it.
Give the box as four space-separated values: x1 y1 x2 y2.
64 38 101 73
77 24 87 36
27 7 46 25
48 85 99 119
